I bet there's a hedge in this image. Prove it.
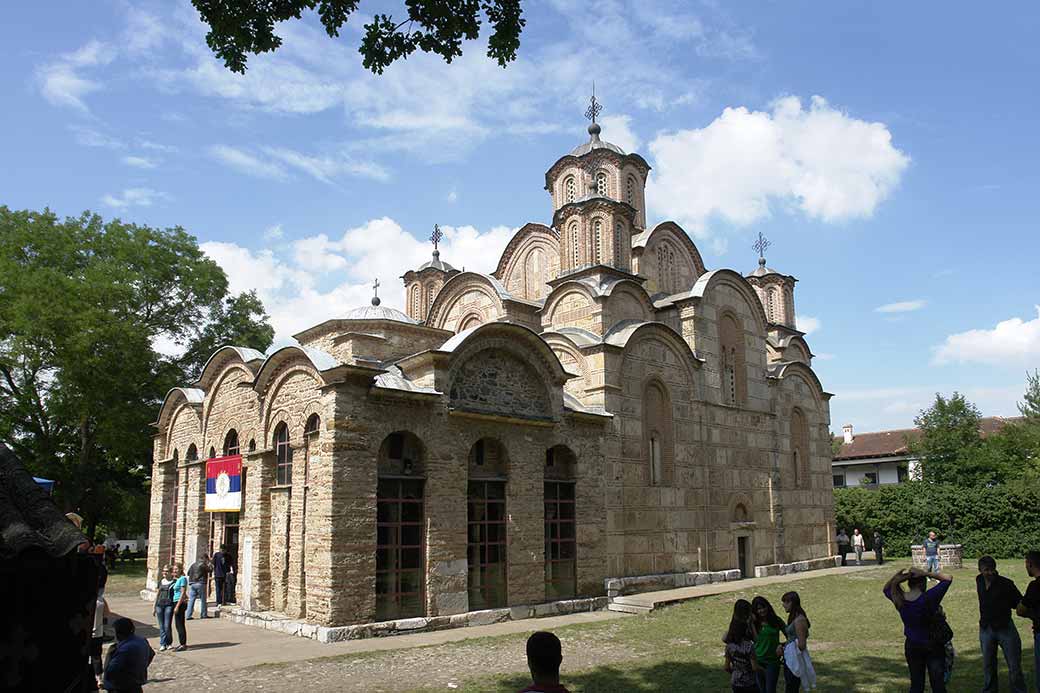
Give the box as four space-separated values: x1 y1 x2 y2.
834 482 1040 559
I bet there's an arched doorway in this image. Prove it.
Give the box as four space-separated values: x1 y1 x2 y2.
376 431 426 620
467 438 508 610
545 445 577 600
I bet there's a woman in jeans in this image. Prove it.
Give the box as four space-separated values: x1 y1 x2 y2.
171 563 189 651
884 566 954 692
751 596 785 693
153 565 175 651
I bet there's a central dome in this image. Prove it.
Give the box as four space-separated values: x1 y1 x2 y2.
569 122 625 157
343 303 419 324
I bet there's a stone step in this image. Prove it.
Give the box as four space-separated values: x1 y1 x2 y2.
606 601 653 614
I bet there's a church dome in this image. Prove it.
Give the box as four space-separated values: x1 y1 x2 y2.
415 249 456 272
343 294 419 324
749 257 781 277
568 122 625 157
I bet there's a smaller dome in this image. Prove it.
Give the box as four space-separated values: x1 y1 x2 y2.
342 304 419 324
749 257 781 278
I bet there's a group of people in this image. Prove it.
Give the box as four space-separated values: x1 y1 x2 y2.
835 527 883 566
884 551 1040 693
723 592 815 692
153 545 235 652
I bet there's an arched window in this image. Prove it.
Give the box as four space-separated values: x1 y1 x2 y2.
544 445 577 600
411 285 421 318
304 414 320 486
468 438 508 609
248 439 256 452
626 175 637 207
614 222 623 266
642 380 674 485
376 431 426 620
274 423 292 485
592 219 602 264
564 175 576 203
208 446 216 459
569 222 580 268
223 429 239 457
657 243 677 294
186 444 198 461
426 285 436 315
767 287 780 323
791 408 810 488
719 313 747 406
596 171 608 197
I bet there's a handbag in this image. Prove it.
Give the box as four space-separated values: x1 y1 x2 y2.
928 608 954 647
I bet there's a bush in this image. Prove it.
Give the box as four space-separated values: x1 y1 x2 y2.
835 482 1040 558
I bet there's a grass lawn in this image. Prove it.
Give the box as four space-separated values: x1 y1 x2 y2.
104 559 148 596
419 561 1039 692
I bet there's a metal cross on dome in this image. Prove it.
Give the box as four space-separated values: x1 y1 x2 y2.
753 232 771 260
430 224 443 251
585 84 602 124
372 278 380 298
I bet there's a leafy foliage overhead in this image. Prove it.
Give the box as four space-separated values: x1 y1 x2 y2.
0 207 273 539
191 0 526 74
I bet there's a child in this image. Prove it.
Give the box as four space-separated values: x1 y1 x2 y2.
724 599 760 693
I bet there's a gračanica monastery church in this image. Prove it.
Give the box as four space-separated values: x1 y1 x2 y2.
148 110 836 636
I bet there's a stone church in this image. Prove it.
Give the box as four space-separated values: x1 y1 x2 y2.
147 114 834 632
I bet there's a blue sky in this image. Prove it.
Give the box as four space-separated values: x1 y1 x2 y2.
3 1 1038 433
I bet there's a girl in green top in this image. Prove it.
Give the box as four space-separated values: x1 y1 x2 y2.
752 596 785 693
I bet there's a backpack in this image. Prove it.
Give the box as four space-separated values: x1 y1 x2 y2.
156 581 174 608
928 608 954 647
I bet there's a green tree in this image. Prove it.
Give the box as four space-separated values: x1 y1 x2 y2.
0 208 273 539
1020 369 1040 421
909 392 986 485
192 0 525 75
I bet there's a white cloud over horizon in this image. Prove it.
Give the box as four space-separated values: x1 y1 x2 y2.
101 187 169 208
875 299 927 313
201 219 514 339
36 40 115 112
796 314 821 335
647 96 909 239
932 307 1040 365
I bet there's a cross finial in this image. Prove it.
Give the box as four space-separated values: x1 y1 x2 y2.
430 224 443 253
371 278 381 306
753 232 771 265
585 83 602 124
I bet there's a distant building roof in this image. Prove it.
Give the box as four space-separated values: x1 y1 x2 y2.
833 416 1023 461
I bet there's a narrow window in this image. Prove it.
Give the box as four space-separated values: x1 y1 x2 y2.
767 287 779 323
626 175 637 206
569 222 580 268
719 314 747 406
592 220 602 264
642 381 674 485
596 171 608 197
186 444 198 461
274 423 292 485
411 285 421 318
304 414 320 486
564 175 576 203
649 435 662 485
427 286 436 315
614 222 623 266
223 429 239 457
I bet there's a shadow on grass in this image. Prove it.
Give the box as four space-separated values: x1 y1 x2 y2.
465 650 1033 692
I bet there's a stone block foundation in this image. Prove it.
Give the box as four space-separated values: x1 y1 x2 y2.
910 544 964 570
604 569 743 600
218 596 609 644
753 556 841 578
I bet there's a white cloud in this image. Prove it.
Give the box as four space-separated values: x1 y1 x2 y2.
263 224 284 241
70 125 123 149
122 155 158 169
139 139 178 153
262 147 390 184
446 188 458 204
208 145 287 180
875 299 927 313
37 40 115 112
101 187 169 208
123 7 166 55
647 96 909 238
932 307 1040 365
201 218 513 339
796 314 821 335
599 114 641 155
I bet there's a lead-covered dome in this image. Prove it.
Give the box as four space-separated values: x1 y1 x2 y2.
343 295 419 324
568 123 625 157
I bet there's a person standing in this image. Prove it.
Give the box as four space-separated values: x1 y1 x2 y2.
924 531 941 573
518 631 570 693
779 591 815 691
153 565 174 652
171 564 189 651
212 545 229 605
723 599 760 693
751 596 784 693
874 532 885 565
186 554 210 619
102 618 154 693
1015 550 1040 692
976 556 1026 693
836 529 850 567
884 566 954 693
852 529 865 566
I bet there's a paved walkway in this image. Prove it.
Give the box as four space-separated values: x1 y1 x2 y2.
610 562 880 612
108 595 626 670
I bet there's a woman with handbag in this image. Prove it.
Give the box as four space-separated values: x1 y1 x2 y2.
884 566 954 693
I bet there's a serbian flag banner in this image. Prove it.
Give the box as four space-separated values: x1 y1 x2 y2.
205 455 242 512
